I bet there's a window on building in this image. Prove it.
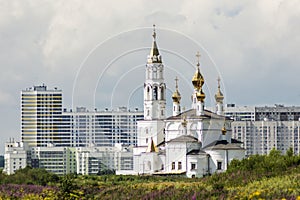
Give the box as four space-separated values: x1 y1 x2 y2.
153 87 158 100
178 162 182 170
191 163 196 170
160 87 164 100
217 161 222 170
172 162 175 170
146 138 148 143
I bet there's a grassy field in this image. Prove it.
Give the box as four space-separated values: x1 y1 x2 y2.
1 149 300 199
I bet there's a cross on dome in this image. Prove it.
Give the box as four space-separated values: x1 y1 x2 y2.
152 24 156 40
196 51 201 66
175 76 179 90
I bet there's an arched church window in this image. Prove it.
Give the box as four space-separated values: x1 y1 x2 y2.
160 87 164 100
147 86 150 99
147 110 150 116
153 86 158 100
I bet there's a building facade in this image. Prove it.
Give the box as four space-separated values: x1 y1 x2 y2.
64 106 143 147
128 27 245 178
226 104 300 156
3 140 29 175
5 88 142 174
21 85 69 147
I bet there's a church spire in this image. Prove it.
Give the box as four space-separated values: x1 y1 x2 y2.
144 25 166 120
148 24 162 63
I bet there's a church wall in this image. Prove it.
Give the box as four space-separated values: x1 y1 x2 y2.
137 120 165 147
165 143 187 172
206 149 245 173
201 119 227 147
205 150 225 173
165 121 181 141
133 152 163 174
186 154 208 178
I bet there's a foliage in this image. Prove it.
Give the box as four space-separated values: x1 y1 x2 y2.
0 166 59 186
1 151 300 199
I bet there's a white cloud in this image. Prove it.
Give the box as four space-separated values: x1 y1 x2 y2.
0 0 300 153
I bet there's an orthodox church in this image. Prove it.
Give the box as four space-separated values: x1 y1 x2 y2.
132 26 245 178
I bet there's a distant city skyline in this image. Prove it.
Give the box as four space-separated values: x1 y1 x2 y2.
1 1 300 154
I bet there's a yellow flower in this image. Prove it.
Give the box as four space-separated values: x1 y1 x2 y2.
253 191 261 196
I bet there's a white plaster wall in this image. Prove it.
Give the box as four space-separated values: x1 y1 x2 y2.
165 142 187 172
137 120 165 147
186 155 208 178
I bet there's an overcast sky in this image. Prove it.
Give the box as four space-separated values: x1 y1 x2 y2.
1 0 300 154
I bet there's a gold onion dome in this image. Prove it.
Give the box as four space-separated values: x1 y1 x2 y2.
215 77 224 103
192 66 204 90
192 52 204 90
172 77 181 103
196 89 206 102
221 124 227 135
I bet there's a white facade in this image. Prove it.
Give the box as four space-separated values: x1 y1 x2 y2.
232 120 300 156
63 107 143 147
30 146 76 175
128 28 245 178
76 145 133 175
226 104 300 156
3 141 29 175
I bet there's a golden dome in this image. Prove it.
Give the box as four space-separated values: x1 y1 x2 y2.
192 52 204 90
196 89 206 102
172 90 181 103
172 77 181 103
192 66 204 90
221 124 227 135
215 77 224 103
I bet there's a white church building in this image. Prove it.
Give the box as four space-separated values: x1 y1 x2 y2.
121 26 245 178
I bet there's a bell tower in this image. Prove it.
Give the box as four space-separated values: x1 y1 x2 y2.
136 25 166 149
144 25 166 120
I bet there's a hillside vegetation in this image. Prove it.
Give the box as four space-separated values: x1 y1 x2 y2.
1 148 300 199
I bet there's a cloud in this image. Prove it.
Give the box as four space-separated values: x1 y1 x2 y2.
0 0 300 153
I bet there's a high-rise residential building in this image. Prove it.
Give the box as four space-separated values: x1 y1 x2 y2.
21 85 70 147
4 85 143 175
225 104 300 156
63 106 144 147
